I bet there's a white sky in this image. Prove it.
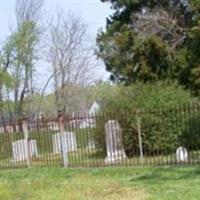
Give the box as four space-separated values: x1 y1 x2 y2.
0 0 112 93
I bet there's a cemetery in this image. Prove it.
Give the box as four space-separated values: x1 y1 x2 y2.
1 0 200 198
0 112 199 199
0 102 200 169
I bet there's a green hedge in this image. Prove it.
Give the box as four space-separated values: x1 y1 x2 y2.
94 82 198 157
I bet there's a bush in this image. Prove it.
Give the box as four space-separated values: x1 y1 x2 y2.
94 82 197 157
180 108 200 150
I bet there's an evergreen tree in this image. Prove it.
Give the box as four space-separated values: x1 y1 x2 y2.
97 0 200 94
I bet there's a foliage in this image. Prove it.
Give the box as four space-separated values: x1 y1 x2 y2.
8 21 38 119
0 0 42 121
180 107 200 149
94 82 197 156
88 82 120 106
0 70 13 89
0 42 14 89
97 0 200 94
0 36 15 110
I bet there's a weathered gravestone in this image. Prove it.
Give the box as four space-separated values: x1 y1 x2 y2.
12 139 38 162
176 146 188 162
88 138 95 149
105 120 127 164
48 122 59 131
52 132 77 154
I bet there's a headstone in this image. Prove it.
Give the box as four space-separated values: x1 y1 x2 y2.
52 134 60 154
105 120 127 164
48 122 59 131
79 118 95 129
12 139 38 162
52 132 77 154
176 146 188 162
88 138 95 149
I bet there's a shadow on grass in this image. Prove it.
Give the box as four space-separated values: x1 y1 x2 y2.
130 166 200 183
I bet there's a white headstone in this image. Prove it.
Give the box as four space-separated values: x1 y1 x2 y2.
48 122 59 131
176 146 188 162
12 139 38 162
88 138 95 149
52 132 77 154
105 120 127 164
79 118 95 129
142 7 146 14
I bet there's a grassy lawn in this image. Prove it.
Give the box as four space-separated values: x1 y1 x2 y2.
0 166 199 200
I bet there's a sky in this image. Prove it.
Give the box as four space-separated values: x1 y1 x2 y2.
0 0 112 92
0 0 112 41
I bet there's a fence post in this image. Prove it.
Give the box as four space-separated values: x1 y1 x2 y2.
58 111 68 168
136 111 144 165
22 116 31 168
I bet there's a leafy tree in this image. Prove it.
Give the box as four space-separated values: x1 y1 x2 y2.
3 21 39 119
0 0 43 123
0 36 15 88
0 37 15 115
97 0 200 93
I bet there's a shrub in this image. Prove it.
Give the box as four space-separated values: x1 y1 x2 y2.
94 82 197 157
180 107 200 150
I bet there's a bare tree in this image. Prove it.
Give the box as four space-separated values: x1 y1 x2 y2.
16 0 44 27
46 11 97 113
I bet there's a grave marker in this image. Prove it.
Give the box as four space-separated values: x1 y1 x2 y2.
176 146 188 162
12 139 38 162
105 120 127 164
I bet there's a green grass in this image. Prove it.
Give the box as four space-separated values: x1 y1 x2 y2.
0 166 199 200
